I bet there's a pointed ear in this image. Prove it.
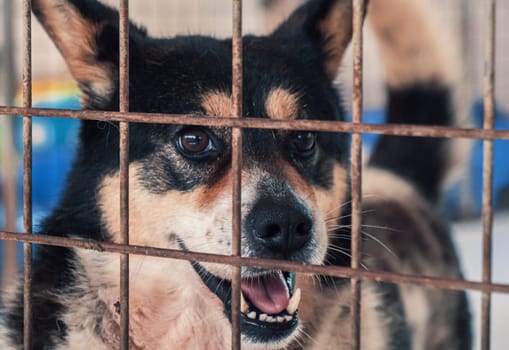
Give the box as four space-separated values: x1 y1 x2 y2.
272 0 368 80
33 0 147 108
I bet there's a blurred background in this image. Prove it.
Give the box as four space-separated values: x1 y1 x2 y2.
0 0 508 348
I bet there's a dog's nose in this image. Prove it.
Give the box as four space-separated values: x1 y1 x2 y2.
246 198 313 257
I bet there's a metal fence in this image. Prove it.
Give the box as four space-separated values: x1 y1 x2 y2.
0 0 508 349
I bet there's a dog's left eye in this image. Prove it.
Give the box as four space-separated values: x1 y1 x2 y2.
292 131 316 157
177 128 217 158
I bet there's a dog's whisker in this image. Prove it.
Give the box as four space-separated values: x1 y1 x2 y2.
325 209 377 223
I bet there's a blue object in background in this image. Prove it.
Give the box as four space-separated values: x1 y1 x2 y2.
0 95 81 271
9 96 81 230
0 93 81 273
468 101 509 214
348 103 509 218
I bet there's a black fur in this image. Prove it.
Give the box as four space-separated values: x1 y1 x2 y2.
369 83 453 202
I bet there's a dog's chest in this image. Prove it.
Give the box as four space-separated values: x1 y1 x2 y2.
63 250 231 349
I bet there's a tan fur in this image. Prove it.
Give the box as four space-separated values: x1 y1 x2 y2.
35 0 113 101
201 90 234 117
362 167 421 205
98 162 239 276
265 88 300 120
98 161 334 276
60 250 230 350
315 164 349 233
362 167 468 350
279 161 348 264
295 277 389 350
368 0 459 87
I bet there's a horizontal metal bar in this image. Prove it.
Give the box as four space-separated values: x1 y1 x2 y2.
0 106 508 140
1 230 508 294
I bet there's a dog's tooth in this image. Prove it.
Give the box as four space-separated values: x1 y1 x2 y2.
247 311 257 320
286 287 301 315
276 316 285 323
240 292 249 314
266 316 276 323
284 315 293 322
259 313 268 322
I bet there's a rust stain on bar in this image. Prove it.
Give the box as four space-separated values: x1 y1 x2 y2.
481 0 496 349
350 0 366 348
2 230 509 295
2 106 508 140
22 0 33 348
231 0 243 348
119 0 130 349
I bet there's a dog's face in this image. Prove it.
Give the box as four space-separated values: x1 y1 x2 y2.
34 0 357 347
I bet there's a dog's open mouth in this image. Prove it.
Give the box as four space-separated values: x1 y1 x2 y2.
192 262 300 341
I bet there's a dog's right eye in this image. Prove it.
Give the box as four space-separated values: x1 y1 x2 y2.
176 128 218 159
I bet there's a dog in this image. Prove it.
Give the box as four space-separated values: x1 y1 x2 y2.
0 0 471 348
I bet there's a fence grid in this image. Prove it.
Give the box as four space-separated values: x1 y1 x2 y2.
0 0 503 349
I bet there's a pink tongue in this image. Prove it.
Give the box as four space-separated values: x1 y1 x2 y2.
241 274 290 315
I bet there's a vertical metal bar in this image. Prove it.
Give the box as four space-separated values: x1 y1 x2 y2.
481 0 496 349
22 0 33 349
231 0 243 349
119 0 130 349
1 0 19 287
351 0 365 349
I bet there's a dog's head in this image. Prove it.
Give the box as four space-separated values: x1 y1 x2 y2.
34 0 359 347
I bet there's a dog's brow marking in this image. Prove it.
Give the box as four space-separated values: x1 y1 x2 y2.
265 87 300 120
201 91 234 118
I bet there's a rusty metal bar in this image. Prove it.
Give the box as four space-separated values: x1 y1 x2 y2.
231 0 243 348
119 0 130 349
350 0 365 348
1 106 509 140
481 0 496 349
1 230 509 295
22 0 33 349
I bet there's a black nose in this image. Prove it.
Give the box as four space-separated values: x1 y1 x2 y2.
246 197 313 258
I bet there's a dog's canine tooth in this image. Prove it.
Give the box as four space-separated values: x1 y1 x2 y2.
284 315 293 322
247 311 257 320
286 287 301 315
240 292 249 314
259 313 268 322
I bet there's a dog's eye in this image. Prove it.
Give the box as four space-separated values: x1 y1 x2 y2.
177 128 216 157
292 131 316 156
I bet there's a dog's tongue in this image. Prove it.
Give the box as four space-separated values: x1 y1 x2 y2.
241 274 289 315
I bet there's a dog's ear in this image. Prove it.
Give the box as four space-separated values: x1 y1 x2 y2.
33 0 147 108
272 0 367 80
